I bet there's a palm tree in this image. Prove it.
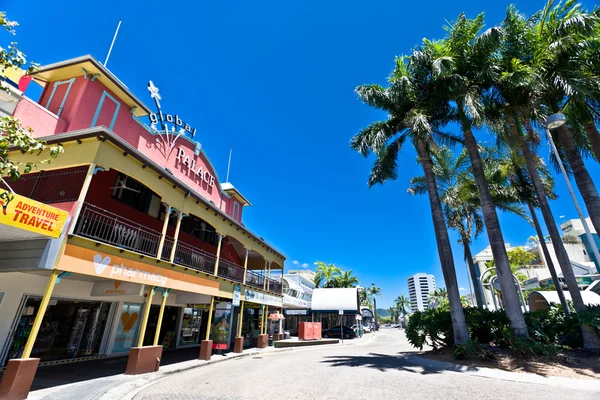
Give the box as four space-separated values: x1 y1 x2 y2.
352 56 470 344
394 294 410 316
532 1 600 237
367 284 382 328
416 14 529 337
334 269 360 288
502 150 570 316
409 147 530 309
491 3 600 347
314 261 341 288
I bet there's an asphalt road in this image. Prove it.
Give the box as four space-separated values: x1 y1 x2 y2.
133 329 599 400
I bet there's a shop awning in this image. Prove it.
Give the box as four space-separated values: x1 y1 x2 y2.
311 288 359 314
529 290 600 312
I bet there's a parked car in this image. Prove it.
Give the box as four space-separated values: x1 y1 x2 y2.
322 326 357 339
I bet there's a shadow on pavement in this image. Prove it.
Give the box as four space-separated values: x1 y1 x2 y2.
321 352 478 374
9 346 203 391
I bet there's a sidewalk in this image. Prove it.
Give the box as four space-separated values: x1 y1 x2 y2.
402 354 600 392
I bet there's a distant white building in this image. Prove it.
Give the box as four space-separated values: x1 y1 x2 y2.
408 273 436 312
287 269 316 282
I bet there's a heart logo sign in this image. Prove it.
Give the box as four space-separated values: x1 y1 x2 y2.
121 312 139 333
114 281 122 289
93 254 111 275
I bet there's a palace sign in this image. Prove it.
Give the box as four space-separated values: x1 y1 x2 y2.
0 190 68 239
176 147 216 187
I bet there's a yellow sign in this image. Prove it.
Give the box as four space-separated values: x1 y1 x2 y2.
0 189 68 239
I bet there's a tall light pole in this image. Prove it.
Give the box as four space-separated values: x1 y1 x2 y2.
544 113 600 270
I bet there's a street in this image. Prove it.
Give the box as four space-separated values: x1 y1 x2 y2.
133 329 599 400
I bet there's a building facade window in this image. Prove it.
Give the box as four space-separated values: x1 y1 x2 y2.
179 214 218 246
111 173 162 218
232 201 240 222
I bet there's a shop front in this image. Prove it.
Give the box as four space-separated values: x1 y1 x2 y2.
4 296 114 364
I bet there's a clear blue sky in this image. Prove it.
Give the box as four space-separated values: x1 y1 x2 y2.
5 0 600 308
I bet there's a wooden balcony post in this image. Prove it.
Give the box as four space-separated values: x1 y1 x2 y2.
68 163 96 235
262 260 268 290
213 234 224 275
267 262 271 291
242 249 249 284
156 204 172 259
169 211 185 262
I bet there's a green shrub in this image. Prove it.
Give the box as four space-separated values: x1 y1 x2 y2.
464 307 509 344
405 304 600 357
405 308 453 350
524 305 582 348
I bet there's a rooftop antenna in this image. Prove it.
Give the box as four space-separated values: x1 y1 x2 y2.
225 149 232 182
104 18 122 67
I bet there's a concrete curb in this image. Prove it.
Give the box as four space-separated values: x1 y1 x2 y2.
403 355 600 392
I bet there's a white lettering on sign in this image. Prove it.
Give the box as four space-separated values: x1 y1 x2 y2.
109 262 168 286
176 147 216 187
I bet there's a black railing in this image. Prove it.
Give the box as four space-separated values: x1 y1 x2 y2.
217 258 245 283
269 279 282 294
75 203 161 256
245 270 265 289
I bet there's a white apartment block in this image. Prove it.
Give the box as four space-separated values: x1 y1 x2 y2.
408 273 436 312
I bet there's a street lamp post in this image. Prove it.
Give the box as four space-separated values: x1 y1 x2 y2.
544 113 600 270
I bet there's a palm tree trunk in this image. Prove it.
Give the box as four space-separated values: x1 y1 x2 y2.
526 202 570 317
459 114 529 338
574 100 600 162
557 124 600 236
462 236 485 309
521 121 600 348
582 122 600 163
416 137 469 344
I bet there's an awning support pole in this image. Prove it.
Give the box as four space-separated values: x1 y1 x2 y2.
153 289 170 346
237 301 245 337
137 286 156 347
205 297 215 341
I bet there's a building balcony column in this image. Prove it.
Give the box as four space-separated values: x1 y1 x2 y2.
213 233 224 276
156 204 173 259
169 211 186 262
242 249 249 284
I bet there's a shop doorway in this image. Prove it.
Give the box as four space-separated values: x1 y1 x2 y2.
142 306 179 348
3 297 114 365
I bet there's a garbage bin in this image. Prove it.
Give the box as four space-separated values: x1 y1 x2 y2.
284 330 291 339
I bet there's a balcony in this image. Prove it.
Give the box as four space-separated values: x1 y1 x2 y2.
161 238 216 275
75 203 161 256
75 203 283 294
245 270 265 290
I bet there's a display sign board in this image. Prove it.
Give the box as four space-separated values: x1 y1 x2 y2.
0 190 69 239
60 245 220 295
113 302 142 353
285 309 308 316
211 301 232 350
90 281 143 296
232 284 241 307
244 288 283 307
